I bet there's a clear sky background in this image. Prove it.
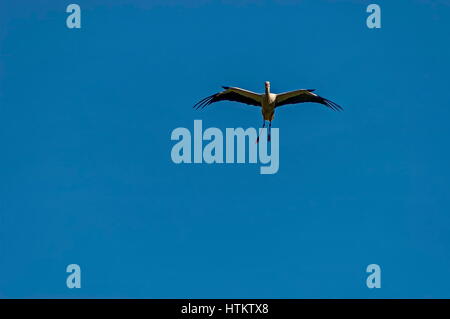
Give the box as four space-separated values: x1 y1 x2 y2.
1 0 450 298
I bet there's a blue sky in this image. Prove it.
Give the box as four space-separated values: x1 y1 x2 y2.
1 0 450 298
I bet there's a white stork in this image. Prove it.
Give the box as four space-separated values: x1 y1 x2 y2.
194 81 343 142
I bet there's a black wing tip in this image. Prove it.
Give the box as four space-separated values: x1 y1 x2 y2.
194 87 230 110
193 93 217 110
324 98 344 112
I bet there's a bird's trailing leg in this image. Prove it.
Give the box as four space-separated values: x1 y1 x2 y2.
268 121 272 142
256 121 266 144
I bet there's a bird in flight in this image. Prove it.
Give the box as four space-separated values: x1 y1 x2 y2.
194 81 343 143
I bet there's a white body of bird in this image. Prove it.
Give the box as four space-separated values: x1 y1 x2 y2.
261 81 277 121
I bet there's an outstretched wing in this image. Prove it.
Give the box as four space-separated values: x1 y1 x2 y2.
275 89 343 111
194 86 262 110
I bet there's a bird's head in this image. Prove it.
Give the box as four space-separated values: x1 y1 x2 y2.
265 81 271 92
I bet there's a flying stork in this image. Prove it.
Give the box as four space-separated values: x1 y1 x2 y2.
194 81 343 143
